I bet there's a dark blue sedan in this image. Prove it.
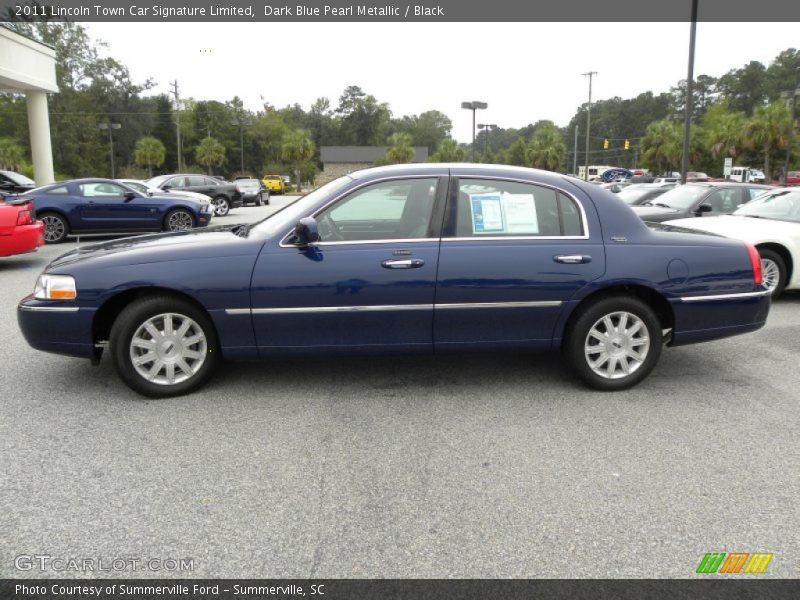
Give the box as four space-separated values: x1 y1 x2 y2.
21 178 214 243
18 165 770 397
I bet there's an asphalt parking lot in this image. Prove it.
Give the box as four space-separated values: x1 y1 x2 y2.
1 200 798 578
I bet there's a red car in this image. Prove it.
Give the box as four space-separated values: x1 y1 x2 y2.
0 197 44 257
786 171 800 185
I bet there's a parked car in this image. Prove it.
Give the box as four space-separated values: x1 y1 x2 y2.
616 183 678 206
17 164 770 398
234 177 269 206
0 170 36 195
116 179 212 204
631 182 774 222
146 174 243 217
686 171 710 182
261 174 286 195
0 196 44 257
785 171 800 185
20 178 214 243
664 187 800 298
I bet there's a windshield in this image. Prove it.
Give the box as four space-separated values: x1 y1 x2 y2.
146 175 171 187
2 171 35 186
252 175 354 236
648 184 708 210
734 189 800 222
617 186 653 205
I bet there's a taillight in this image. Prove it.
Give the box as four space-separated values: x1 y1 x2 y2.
17 209 33 226
745 243 762 286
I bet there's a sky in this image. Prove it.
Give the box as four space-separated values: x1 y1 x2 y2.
85 22 799 142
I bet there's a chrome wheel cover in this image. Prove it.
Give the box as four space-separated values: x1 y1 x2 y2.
761 258 781 293
213 198 229 216
584 311 650 380
167 210 193 231
129 313 207 386
42 215 65 242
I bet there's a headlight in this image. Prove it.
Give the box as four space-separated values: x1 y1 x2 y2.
34 274 77 300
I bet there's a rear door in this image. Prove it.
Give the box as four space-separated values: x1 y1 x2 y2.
434 173 606 350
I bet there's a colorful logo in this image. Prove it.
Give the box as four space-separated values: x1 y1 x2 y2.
696 552 773 574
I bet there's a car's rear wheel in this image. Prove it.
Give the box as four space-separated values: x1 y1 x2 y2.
40 212 69 243
110 296 220 398
758 249 786 298
213 196 230 217
564 296 662 391
164 209 195 232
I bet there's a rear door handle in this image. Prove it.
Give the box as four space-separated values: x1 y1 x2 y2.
381 259 425 269
554 254 592 264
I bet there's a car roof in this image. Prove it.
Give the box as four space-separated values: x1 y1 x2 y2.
348 162 568 180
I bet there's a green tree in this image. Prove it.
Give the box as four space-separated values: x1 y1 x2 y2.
429 138 465 162
0 137 26 170
505 138 529 166
527 122 566 172
702 102 747 162
385 132 415 164
640 119 682 174
133 136 166 177
282 129 315 192
195 136 226 174
745 101 791 181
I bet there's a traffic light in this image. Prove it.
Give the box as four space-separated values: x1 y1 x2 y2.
624 139 630 150
603 139 609 150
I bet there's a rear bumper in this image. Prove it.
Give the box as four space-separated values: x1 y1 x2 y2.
17 296 96 359
0 222 44 257
669 289 771 346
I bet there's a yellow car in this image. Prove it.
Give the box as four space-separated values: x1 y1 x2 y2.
261 175 285 194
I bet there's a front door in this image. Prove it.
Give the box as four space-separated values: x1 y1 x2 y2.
434 174 606 350
77 181 159 229
250 175 447 354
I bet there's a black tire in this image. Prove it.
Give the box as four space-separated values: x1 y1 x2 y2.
758 248 787 299
163 208 195 232
213 196 230 217
40 212 69 244
110 295 220 398
564 296 662 391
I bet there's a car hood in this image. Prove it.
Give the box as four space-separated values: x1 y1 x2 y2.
663 215 800 243
47 224 259 271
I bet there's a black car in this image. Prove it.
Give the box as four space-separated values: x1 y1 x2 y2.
0 170 36 195
631 182 774 222
146 174 243 217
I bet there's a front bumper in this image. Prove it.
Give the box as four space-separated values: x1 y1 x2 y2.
17 295 97 359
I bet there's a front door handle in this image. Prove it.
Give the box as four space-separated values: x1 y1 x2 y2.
554 254 592 264
381 259 425 269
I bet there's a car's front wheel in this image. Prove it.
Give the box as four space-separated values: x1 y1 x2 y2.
758 249 786 298
40 212 69 243
213 196 230 217
164 208 195 232
564 296 662 391
110 296 220 397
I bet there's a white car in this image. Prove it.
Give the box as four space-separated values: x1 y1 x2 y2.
664 187 800 297
115 179 212 204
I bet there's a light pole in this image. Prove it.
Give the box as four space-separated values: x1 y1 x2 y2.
477 123 497 159
680 0 698 185
573 124 579 175
98 121 122 178
231 117 249 173
582 72 597 180
461 101 487 162
781 67 800 184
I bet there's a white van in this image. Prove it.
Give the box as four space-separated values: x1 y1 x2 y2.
577 165 616 181
729 166 766 184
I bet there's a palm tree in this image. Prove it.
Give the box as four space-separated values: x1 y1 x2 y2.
281 129 314 192
134 136 166 177
429 138 465 162
0 137 25 170
702 103 747 162
640 119 682 174
527 124 566 172
195 136 226 175
385 132 414 164
505 138 529 166
745 101 791 182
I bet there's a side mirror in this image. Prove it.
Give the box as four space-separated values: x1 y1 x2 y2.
123 191 136 201
293 217 320 246
162 185 171 192
695 203 712 215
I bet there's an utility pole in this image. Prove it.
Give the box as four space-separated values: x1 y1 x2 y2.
573 124 579 175
582 71 597 181
680 0 698 185
170 80 182 172
781 67 800 184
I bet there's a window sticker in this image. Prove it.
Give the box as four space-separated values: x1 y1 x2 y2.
470 193 505 233
468 191 538 234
